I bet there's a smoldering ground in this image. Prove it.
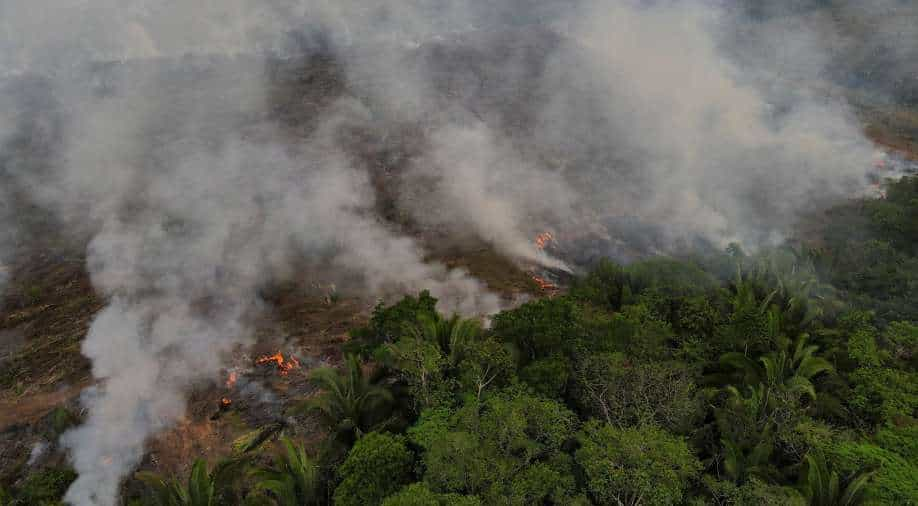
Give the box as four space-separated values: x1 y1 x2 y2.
0 0 905 504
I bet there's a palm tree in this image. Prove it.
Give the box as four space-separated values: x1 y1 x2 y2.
295 354 393 441
136 457 249 506
763 252 840 327
727 266 780 354
722 433 776 484
719 334 834 401
733 261 778 312
249 437 320 506
717 384 780 484
741 250 842 334
802 451 876 506
407 313 482 364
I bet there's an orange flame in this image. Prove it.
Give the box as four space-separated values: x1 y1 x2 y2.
531 274 557 292
256 352 300 376
535 232 554 250
220 397 232 408
225 371 238 388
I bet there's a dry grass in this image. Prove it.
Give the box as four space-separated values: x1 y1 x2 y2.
0 258 100 416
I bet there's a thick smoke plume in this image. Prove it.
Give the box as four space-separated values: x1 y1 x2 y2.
533 1 872 248
0 1 904 504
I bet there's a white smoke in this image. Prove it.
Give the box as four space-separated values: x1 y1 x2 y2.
62 298 246 505
0 1 903 504
402 124 574 270
43 85 503 504
0 2 503 504
532 0 873 248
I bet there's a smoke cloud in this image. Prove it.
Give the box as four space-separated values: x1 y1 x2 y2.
532 0 872 248
33 61 502 506
727 0 918 106
402 123 575 270
1 2 504 504
0 1 904 504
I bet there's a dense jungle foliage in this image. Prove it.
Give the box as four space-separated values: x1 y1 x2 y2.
6 176 918 505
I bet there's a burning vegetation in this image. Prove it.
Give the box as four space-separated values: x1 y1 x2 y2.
535 231 554 250
529 232 561 292
530 274 559 292
255 352 300 376
225 371 238 389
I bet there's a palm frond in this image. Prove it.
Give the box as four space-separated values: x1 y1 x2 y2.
297 355 392 440
136 471 180 506
797 356 834 380
187 459 214 506
839 468 877 506
720 352 763 384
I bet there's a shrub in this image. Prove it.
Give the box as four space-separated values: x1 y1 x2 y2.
333 432 414 506
575 421 702 506
12 467 77 506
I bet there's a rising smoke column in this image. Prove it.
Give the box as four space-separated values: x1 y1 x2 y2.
0 1 901 504
53 109 501 504
46 78 505 503
531 0 874 249
330 0 875 254
400 124 575 271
